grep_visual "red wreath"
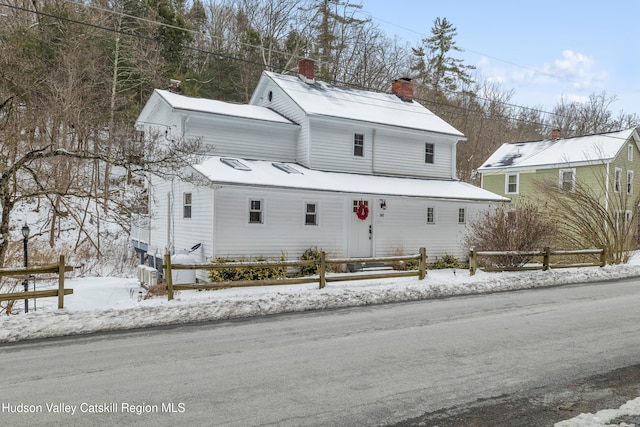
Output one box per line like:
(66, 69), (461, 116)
(356, 204), (369, 220)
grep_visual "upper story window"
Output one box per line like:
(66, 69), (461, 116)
(559, 168), (575, 192)
(249, 199), (263, 224)
(183, 193), (192, 218)
(614, 167), (622, 193)
(627, 170), (634, 194)
(354, 133), (364, 157)
(629, 144), (634, 161)
(506, 173), (519, 194)
(458, 207), (466, 224)
(425, 143), (435, 164)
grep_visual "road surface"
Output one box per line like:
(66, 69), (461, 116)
(1, 278), (639, 426)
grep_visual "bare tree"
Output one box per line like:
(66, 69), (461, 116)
(463, 199), (558, 267)
(534, 164), (640, 264)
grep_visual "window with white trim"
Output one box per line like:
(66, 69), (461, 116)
(183, 193), (192, 218)
(629, 144), (634, 161)
(249, 199), (263, 224)
(426, 206), (435, 224)
(506, 173), (519, 194)
(616, 210), (633, 231)
(627, 170), (634, 194)
(305, 202), (318, 226)
(559, 168), (575, 192)
(458, 207), (466, 224)
(425, 143), (435, 164)
(614, 167), (622, 193)
(354, 133), (364, 157)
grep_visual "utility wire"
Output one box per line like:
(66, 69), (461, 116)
(0, 1), (629, 132)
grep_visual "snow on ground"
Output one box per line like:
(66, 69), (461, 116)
(2, 260), (640, 426)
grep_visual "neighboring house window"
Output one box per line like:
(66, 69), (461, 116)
(614, 168), (622, 193)
(183, 193), (192, 218)
(559, 168), (575, 192)
(426, 206), (435, 224)
(354, 133), (364, 157)
(616, 210), (632, 231)
(506, 173), (519, 194)
(627, 170), (634, 194)
(629, 144), (634, 161)
(249, 199), (263, 224)
(305, 202), (318, 226)
(425, 143), (435, 164)
(458, 207), (466, 224)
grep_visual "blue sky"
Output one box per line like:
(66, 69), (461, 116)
(358, 0), (639, 117)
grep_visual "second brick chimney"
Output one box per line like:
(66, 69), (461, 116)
(392, 78), (413, 102)
(551, 128), (561, 141)
(298, 58), (315, 83)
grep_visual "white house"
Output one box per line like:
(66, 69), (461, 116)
(131, 59), (507, 277)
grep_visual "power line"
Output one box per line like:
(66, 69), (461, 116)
(0, 0), (630, 132)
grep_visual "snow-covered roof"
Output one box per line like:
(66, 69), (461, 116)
(193, 156), (508, 202)
(153, 89), (295, 125)
(259, 72), (464, 137)
(479, 128), (639, 173)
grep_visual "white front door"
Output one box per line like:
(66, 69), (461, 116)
(349, 199), (373, 257)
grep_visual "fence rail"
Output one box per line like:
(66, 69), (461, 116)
(0, 255), (74, 309)
(163, 248), (427, 300)
(468, 247), (606, 276)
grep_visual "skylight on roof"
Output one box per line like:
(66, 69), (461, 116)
(272, 162), (302, 174)
(220, 158), (251, 171)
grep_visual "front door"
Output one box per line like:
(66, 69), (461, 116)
(349, 199), (373, 257)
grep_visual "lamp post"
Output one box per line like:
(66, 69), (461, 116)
(22, 224), (30, 313)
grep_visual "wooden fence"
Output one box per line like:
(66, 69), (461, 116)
(163, 248), (427, 301)
(0, 255), (74, 309)
(468, 247), (606, 276)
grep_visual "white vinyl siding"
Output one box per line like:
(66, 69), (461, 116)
(308, 119), (372, 174)
(214, 189), (345, 259)
(186, 115), (297, 162)
(373, 129), (455, 179)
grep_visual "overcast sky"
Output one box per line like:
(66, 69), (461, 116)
(358, 0), (639, 117)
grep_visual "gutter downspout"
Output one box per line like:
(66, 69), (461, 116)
(605, 162), (610, 233)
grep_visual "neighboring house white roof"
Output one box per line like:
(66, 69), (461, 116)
(258, 71), (465, 137)
(479, 128), (639, 173)
(193, 156), (508, 202)
(153, 89), (295, 125)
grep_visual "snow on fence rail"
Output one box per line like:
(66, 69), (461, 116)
(0, 255), (74, 309)
(163, 248), (427, 301)
(468, 247), (606, 276)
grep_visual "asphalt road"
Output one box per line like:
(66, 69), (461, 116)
(1, 278), (640, 426)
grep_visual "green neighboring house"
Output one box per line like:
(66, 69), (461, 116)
(478, 128), (640, 247)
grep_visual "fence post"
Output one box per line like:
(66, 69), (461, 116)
(58, 255), (65, 309)
(418, 247), (426, 280)
(600, 247), (607, 267)
(543, 247), (551, 271)
(469, 247), (477, 276)
(164, 254), (174, 301)
(319, 251), (326, 289)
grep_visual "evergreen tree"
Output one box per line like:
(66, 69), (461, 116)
(412, 17), (475, 97)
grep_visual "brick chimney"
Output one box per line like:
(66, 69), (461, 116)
(551, 128), (561, 141)
(392, 78), (413, 102)
(298, 58), (315, 83)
